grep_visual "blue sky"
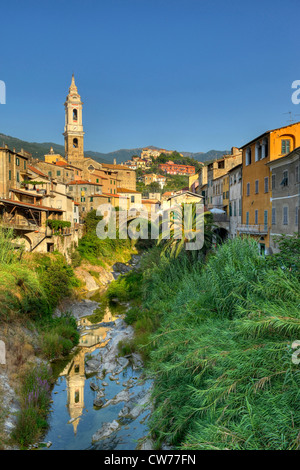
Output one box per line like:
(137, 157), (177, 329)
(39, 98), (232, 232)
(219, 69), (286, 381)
(1, 0), (300, 154)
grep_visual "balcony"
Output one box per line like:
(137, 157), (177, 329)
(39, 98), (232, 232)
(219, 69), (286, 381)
(237, 224), (269, 235)
(212, 213), (229, 223)
(2, 215), (40, 231)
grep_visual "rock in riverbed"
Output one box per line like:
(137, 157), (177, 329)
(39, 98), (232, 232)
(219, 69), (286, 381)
(92, 420), (121, 443)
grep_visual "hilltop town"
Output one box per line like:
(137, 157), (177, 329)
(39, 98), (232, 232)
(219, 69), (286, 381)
(0, 75), (299, 453)
(1, 75), (299, 257)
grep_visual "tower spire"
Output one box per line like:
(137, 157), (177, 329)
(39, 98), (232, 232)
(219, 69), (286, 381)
(69, 73), (78, 94)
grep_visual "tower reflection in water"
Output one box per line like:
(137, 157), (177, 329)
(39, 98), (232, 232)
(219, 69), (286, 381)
(58, 307), (114, 434)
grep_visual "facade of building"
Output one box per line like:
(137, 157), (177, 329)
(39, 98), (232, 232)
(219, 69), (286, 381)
(267, 148), (300, 253)
(159, 162), (195, 176)
(228, 163), (242, 238)
(0, 146), (29, 198)
(206, 149), (242, 209)
(238, 122), (300, 254)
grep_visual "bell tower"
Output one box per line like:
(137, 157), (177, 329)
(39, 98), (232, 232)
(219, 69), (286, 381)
(63, 74), (85, 165)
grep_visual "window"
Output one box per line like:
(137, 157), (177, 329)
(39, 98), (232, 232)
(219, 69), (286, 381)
(262, 138), (268, 159)
(283, 206), (288, 225)
(131, 195), (135, 203)
(264, 210), (268, 229)
(8, 170), (11, 181)
(234, 201), (237, 217)
(24, 161), (26, 169)
(73, 138), (78, 148)
(96, 178), (99, 183)
(8, 153), (11, 163)
(246, 211), (249, 226)
(16, 157), (20, 166)
(226, 191), (229, 199)
(246, 182), (250, 196)
(281, 170), (288, 187)
(69, 186), (73, 191)
(239, 199), (242, 216)
(272, 174), (276, 190)
(264, 177), (269, 193)
(16, 171), (20, 183)
(229, 203), (232, 217)
(281, 139), (290, 155)
(296, 166), (299, 184)
(246, 148), (252, 166)
(73, 109), (78, 121)
(255, 210), (258, 225)
(272, 208), (276, 225)
(255, 142), (262, 162)
(81, 197), (85, 202)
(255, 180), (259, 194)
(48, 171), (52, 177)
(90, 197), (93, 202)
(57, 170), (61, 176)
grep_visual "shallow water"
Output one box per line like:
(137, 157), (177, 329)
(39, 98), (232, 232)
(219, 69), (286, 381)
(42, 290), (152, 450)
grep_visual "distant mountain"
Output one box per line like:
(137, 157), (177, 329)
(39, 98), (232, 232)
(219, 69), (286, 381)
(0, 133), (229, 165)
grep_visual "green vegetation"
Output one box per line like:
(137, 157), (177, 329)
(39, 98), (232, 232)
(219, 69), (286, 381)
(112, 235), (300, 450)
(75, 210), (136, 266)
(11, 364), (51, 448)
(267, 233), (300, 279)
(0, 228), (80, 447)
(146, 237), (300, 449)
(46, 219), (71, 232)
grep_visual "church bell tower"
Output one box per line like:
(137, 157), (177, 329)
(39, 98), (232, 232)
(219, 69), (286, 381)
(63, 74), (85, 165)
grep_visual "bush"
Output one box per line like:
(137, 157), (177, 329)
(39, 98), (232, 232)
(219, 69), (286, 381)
(13, 365), (51, 448)
(138, 238), (300, 450)
(39, 315), (79, 360)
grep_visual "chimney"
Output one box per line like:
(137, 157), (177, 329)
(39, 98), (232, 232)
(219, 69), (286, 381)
(113, 158), (116, 165)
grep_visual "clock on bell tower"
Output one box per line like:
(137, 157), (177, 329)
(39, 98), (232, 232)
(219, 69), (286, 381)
(63, 74), (85, 165)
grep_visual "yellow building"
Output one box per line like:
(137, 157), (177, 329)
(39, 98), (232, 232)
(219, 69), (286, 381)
(239, 121), (300, 253)
(44, 147), (67, 164)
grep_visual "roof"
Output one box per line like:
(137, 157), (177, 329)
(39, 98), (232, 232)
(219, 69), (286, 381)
(100, 192), (120, 198)
(240, 121), (300, 149)
(102, 163), (135, 171)
(266, 146), (300, 167)
(117, 188), (141, 194)
(68, 180), (103, 186)
(0, 147), (30, 159)
(54, 161), (82, 170)
(10, 188), (44, 198)
(142, 199), (161, 204)
(0, 198), (64, 212)
(28, 166), (48, 178)
(227, 163), (243, 173)
(166, 191), (203, 201)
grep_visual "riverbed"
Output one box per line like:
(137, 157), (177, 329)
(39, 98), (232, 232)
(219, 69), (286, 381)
(41, 260), (153, 451)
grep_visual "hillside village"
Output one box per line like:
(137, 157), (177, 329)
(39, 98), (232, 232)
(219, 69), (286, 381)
(0, 75), (299, 259)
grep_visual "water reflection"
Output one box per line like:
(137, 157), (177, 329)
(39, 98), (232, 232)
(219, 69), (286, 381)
(58, 308), (118, 435)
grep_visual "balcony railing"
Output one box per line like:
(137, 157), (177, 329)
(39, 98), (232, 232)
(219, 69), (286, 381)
(2, 215), (40, 230)
(237, 224), (269, 235)
(212, 213), (229, 223)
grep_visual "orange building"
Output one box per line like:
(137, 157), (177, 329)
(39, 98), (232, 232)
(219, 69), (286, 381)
(238, 121), (300, 253)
